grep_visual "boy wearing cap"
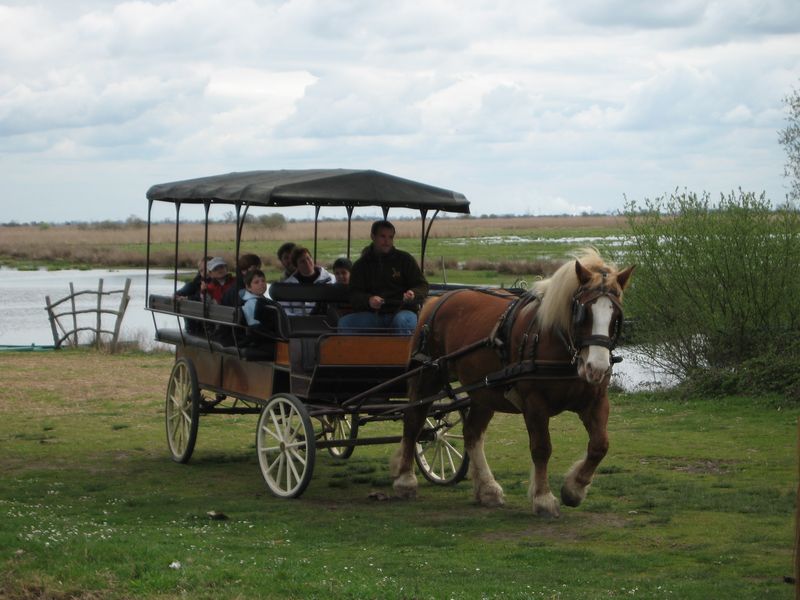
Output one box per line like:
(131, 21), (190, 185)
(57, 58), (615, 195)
(204, 257), (235, 303)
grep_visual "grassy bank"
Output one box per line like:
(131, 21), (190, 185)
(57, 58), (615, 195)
(0, 349), (796, 599)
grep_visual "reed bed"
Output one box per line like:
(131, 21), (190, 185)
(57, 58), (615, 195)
(0, 215), (626, 270)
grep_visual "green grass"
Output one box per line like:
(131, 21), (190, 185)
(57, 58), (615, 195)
(0, 351), (796, 599)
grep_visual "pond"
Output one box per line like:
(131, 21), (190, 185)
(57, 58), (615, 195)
(0, 268), (674, 391)
(0, 268), (179, 349)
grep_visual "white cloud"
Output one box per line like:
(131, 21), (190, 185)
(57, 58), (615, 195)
(0, 0), (797, 222)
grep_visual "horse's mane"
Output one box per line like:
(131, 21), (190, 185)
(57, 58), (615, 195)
(532, 248), (620, 332)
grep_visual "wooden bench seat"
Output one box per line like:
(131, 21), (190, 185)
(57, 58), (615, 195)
(154, 327), (276, 361)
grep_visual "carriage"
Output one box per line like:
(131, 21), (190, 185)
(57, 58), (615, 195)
(145, 169), (476, 498)
(146, 169), (633, 514)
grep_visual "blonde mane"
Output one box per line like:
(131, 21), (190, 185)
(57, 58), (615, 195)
(532, 248), (621, 332)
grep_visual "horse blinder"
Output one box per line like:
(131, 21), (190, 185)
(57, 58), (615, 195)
(570, 289), (624, 352)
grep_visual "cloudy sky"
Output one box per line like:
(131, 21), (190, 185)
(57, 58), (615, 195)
(1, 0), (799, 222)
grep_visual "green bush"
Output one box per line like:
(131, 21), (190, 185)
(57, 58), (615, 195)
(621, 190), (800, 394)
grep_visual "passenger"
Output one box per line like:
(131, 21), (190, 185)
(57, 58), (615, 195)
(276, 242), (297, 282)
(332, 257), (352, 285)
(327, 256), (353, 319)
(175, 256), (212, 335)
(241, 269), (285, 342)
(222, 253), (262, 306)
(241, 269), (269, 326)
(281, 246), (335, 316)
(337, 220), (428, 334)
(175, 256), (212, 300)
(204, 257), (235, 303)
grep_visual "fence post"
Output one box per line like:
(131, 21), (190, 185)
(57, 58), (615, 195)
(45, 295), (61, 349)
(69, 282), (78, 347)
(110, 278), (131, 353)
(96, 279), (103, 349)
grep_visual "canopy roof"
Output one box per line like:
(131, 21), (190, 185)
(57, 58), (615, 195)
(146, 169), (470, 214)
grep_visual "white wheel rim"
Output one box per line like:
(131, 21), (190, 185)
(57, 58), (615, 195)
(324, 415), (352, 457)
(166, 362), (193, 457)
(415, 413), (466, 482)
(257, 397), (311, 497)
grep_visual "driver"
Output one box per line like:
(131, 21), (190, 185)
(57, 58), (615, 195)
(338, 220), (427, 334)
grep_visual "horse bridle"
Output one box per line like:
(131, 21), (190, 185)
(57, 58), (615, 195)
(566, 284), (624, 362)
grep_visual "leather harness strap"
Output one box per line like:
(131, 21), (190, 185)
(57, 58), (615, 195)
(409, 283), (625, 397)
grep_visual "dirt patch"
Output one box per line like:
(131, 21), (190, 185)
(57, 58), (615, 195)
(482, 510), (630, 543)
(672, 459), (737, 475)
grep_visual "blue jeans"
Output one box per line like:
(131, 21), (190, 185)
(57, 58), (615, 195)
(338, 310), (418, 335)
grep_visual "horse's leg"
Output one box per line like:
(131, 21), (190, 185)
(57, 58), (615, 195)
(518, 390), (560, 518)
(390, 369), (438, 498)
(561, 393), (610, 507)
(464, 392), (505, 507)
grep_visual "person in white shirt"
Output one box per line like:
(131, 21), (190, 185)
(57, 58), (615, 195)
(281, 246), (335, 316)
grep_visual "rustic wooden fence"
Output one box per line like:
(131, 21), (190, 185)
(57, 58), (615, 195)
(44, 278), (131, 351)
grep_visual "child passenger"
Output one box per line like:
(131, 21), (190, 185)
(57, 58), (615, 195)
(332, 257), (352, 285)
(242, 269), (268, 326)
(205, 257), (235, 303)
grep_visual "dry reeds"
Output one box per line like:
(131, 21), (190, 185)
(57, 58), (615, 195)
(0, 215), (624, 270)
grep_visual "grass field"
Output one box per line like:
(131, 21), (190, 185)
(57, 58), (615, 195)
(0, 349), (796, 599)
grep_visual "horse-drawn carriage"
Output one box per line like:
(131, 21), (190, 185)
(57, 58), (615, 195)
(146, 169), (633, 515)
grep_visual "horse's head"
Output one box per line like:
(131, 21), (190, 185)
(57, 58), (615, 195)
(571, 260), (635, 385)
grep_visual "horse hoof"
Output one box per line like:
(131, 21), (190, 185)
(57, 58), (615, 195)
(477, 482), (505, 508)
(392, 473), (418, 499)
(533, 493), (561, 518)
(560, 483), (587, 508)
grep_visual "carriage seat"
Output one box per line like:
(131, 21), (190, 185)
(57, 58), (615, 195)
(269, 282), (350, 305)
(269, 282), (350, 328)
(154, 327), (275, 361)
(148, 294), (283, 360)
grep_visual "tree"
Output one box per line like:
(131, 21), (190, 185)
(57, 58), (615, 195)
(622, 190), (800, 396)
(780, 83), (800, 202)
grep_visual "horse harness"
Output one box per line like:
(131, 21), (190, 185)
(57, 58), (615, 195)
(411, 283), (624, 394)
(565, 275), (625, 361)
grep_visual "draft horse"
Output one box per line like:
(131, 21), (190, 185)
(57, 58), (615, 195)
(390, 249), (634, 517)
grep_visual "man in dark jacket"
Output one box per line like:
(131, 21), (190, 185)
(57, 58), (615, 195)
(338, 220), (428, 334)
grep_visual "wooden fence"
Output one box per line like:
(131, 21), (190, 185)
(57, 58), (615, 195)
(44, 278), (131, 351)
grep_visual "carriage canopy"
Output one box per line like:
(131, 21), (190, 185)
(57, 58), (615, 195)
(146, 169), (470, 214)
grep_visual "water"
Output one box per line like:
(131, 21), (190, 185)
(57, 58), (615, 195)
(0, 268), (180, 348)
(0, 268), (674, 390)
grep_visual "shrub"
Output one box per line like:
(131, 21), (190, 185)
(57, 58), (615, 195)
(622, 190), (800, 394)
(257, 213), (288, 229)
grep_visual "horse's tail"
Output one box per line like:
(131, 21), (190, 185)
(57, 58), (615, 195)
(408, 294), (447, 369)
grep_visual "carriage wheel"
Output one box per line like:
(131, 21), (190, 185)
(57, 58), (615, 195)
(323, 415), (359, 459)
(415, 409), (470, 485)
(256, 394), (316, 498)
(165, 358), (200, 464)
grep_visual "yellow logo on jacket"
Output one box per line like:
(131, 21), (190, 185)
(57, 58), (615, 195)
(392, 268), (402, 280)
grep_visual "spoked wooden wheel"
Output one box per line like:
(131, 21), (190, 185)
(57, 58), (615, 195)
(256, 394), (316, 498)
(415, 409), (469, 485)
(165, 358), (200, 464)
(322, 414), (359, 459)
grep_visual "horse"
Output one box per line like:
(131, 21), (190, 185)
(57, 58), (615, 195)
(390, 248), (634, 517)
